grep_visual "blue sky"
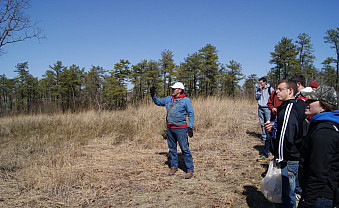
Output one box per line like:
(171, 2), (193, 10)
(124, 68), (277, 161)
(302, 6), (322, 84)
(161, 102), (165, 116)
(1, 0), (338, 83)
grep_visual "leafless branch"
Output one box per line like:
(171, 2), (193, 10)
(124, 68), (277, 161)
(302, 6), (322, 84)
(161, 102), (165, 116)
(0, 0), (45, 54)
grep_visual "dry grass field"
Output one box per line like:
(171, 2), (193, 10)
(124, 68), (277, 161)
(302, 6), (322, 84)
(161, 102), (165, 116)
(0, 97), (274, 207)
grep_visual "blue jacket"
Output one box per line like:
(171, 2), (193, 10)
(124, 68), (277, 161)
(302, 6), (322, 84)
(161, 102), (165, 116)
(310, 109), (339, 124)
(152, 94), (194, 128)
(256, 84), (274, 108)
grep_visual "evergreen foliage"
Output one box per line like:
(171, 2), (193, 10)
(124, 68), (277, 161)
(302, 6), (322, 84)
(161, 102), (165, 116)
(1, 30), (339, 116)
(324, 28), (339, 89)
(295, 33), (317, 83)
(243, 74), (259, 98)
(269, 37), (298, 81)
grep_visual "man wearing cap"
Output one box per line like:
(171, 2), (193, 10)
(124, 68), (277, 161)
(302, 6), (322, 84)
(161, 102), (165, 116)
(150, 82), (195, 179)
(298, 85), (339, 208)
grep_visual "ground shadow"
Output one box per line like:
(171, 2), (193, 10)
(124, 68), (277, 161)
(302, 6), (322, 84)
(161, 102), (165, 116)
(243, 185), (273, 208)
(159, 152), (186, 172)
(253, 144), (264, 154)
(253, 144), (264, 152)
(260, 163), (270, 178)
(246, 130), (262, 139)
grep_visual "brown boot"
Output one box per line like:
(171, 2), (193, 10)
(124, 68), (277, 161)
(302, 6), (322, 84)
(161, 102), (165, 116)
(168, 168), (178, 176)
(185, 171), (194, 179)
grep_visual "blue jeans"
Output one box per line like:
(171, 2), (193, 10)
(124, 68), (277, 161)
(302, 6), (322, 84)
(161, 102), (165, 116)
(262, 134), (271, 157)
(258, 107), (271, 140)
(167, 127), (194, 171)
(313, 198), (333, 208)
(274, 161), (299, 208)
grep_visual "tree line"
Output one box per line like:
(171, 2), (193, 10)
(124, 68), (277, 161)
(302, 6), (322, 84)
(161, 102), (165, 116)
(1, 28), (338, 116)
(267, 30), (339, 89)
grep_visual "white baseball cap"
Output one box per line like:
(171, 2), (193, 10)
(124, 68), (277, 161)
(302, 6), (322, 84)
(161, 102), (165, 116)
(170, 82), (185, 90)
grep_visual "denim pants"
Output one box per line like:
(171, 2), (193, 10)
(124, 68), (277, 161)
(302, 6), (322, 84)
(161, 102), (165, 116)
(262, 134), (271, 157)
(167, 127), (194, 171)
(258, 107), (271, 140)
(274, 161), (299, 208)
(313, 198), (333, 208)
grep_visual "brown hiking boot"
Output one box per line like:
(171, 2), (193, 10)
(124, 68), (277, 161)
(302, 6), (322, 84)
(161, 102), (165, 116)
(185, 171), (194, 179)
(168, 168), (178, 176)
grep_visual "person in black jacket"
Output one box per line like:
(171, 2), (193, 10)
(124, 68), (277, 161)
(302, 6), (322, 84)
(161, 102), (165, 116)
(291, 74), (314, 198)
(264, 79), (304, 208)
(298, 85), (339, 208)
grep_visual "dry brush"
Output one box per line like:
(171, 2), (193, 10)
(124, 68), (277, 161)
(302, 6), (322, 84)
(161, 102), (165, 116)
(0, 97), (273, 207)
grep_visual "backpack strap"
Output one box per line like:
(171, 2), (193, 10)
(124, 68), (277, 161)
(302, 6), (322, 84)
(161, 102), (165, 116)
(166, 97), (184, 121)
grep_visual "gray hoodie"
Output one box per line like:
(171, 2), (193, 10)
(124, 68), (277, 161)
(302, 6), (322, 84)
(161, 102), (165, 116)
(255, 84), (274, 108)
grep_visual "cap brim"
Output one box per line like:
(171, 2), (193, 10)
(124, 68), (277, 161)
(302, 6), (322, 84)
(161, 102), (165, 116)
(300, 91), (318, 100)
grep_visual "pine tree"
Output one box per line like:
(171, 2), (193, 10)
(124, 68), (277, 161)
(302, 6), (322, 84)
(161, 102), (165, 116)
(177, 52), (201, 96)
(320, 57), (336, 87)
(269, 37), (298, 81)
(112, 59), (130, 108)
(84, 66), (106, 111)
(224, 60), (244, 97)
(59, 64), (85, 111)
(198, 44), (219, 96)
(324, 28), (339, 89)
(130, 60), (148, 103)
(295, 33), (317, 83)
(243, 74), (258, 98)
(145, 60), (161, 93)
(43, 61), (66, 111)
(103, 73), (119, 110)
(159, 50), (177, 97)
(13, 62), (38, 113)
(0, 74), (14, 114)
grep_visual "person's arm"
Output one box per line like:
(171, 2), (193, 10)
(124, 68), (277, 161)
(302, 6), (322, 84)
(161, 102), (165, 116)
(267, 91), (274, 110)
(186, 98), (194, 128)
(151, 94), (167, 106)
(255, 88), (262, 100)
(150, 87), (166, 106)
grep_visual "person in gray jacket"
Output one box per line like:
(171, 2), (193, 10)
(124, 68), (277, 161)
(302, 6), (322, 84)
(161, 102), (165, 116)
(256, 77), (274, 143)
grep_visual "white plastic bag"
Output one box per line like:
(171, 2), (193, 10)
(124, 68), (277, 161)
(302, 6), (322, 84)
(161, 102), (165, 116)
(260, 159), (283, 203)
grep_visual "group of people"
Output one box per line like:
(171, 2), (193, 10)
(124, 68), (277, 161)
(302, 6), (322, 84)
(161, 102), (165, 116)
(256, 75), (339, 208)
(149, 76), (339, 208)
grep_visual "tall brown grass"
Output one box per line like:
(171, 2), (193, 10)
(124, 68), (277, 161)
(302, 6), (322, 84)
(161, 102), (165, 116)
(0, 96), (269, 207)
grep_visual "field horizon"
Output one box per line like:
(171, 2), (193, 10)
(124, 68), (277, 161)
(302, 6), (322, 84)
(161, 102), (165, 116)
(0, 97), (274, 207)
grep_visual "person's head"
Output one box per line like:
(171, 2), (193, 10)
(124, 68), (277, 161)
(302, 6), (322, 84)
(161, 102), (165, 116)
(170, 82), (185, 97)
(276, 79), (298, 102)
(291, 74), (306, 92)
(301, 85), (338, 117)
(259, 77), (267, 88)
(309, 82), (318, 90)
